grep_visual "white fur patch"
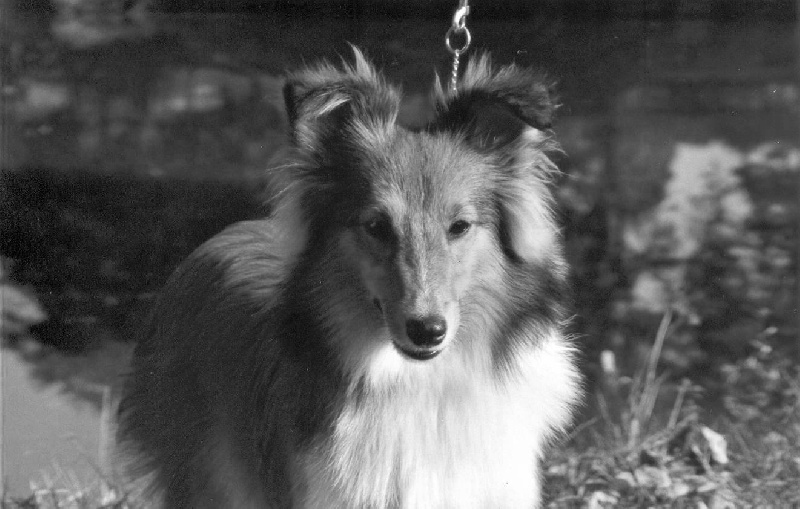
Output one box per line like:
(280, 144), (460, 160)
(502, 179), (557, 263)
(499, 126), (560, 263)
(294, 333), (580, 509)
(521, 126), (547, 144)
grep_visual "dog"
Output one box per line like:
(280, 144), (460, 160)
(117, 48), (581, 508)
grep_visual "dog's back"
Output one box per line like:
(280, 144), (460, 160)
(118, 220), (295, 507)
(117, 49), (581, 508)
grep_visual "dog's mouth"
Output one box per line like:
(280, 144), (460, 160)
(392, 343), (442, 361)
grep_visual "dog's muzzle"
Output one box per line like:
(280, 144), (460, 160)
(374, 299), (446, 361)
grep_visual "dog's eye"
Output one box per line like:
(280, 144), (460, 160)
(364, 216), (394, 242)
(448, 220), (472, 239)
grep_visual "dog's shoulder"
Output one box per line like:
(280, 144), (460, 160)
(160, 218), (300, 317)
(199, 218), (289, 266)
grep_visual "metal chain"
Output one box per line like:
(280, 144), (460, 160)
(445, 0), (471, 93)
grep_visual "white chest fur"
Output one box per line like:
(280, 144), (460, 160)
(295, 336), (579, 509)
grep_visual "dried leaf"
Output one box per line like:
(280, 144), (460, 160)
(634, 465), (671, 489)
(587, 490), (619, 509)
(708, 488), (737, 509)
(667, 480), (693, 499)
(615, 471), (635, 489)
(700, 426), (729, 465)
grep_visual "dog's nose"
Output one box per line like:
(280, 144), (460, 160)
(405, 316), (447, 347)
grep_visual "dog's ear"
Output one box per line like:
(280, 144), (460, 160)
(283, 47), (401, 154)
(433, 54), (561, 263)
(433, 53), (557, 149)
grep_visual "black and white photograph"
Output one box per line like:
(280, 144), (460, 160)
(1, 0), (798, 507)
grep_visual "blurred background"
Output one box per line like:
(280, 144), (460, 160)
(1, 0), (798, 504)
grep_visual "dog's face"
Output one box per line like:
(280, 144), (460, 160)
(344, 130), (498, 360)
(278, 49), (563, 370)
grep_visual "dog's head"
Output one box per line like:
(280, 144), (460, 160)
(278, 48), (564, 377)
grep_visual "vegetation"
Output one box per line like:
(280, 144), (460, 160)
(546, 314), (800, 508)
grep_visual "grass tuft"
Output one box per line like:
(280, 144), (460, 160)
(545, 312), (800, 507)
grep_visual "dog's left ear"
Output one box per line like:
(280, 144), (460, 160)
(433, 54), (561, 264)
(433, 53), (557, 150)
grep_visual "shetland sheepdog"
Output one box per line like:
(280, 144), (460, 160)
(117, 48), (581, 508)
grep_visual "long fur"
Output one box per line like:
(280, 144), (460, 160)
(117, 48), (582, 508)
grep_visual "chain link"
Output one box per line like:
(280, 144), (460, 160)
(449, 52), (461, 94)
(445, 0), (471, 93)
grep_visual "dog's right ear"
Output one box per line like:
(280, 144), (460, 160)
(283, 47), (401, 155)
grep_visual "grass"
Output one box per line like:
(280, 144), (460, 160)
(544, 312), (800, 508)
(2, 312), (798, 508)
(2, 475), (131, 509)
